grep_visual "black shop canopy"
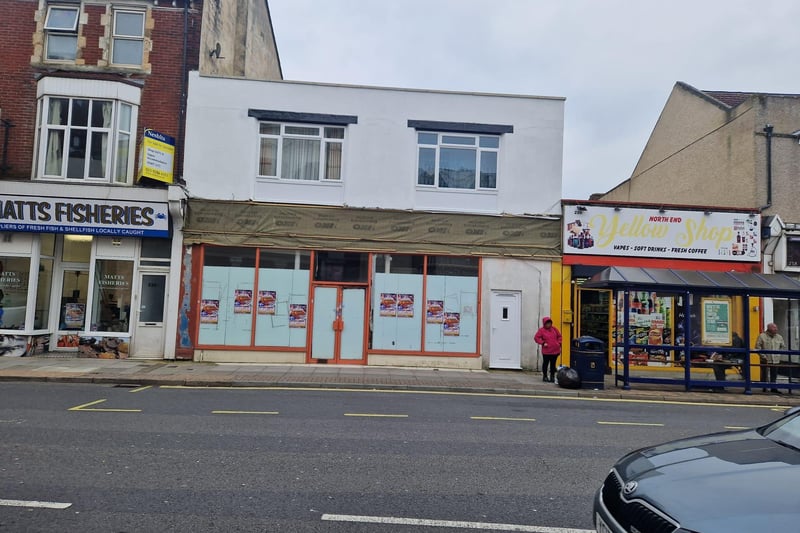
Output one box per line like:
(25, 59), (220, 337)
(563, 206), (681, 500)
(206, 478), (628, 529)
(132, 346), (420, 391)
(583, 266), (800, 298)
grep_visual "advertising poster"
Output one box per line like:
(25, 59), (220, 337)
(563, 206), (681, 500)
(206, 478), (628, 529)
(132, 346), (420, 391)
(233, 290), (253, 314)
(397, 294), (414, 318)
(200, 299), (219, 324)
(702, 297), (731, 345)
(64, 303), (86, 329)
(426, 300), (444, 324)
(380, 293), (397, 317)
(258, 290), (277, 315)
(443, 312), (461, 336)
(289, 304), (307, 328)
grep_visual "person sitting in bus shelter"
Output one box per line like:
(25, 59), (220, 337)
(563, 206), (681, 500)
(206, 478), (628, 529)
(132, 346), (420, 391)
(710, 332), (745, 384)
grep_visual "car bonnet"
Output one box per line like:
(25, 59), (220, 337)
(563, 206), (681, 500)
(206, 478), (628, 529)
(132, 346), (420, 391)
(613, 430), (800, 531)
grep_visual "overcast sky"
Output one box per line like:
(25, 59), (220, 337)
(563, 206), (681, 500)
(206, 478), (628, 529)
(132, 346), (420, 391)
(267, 0), (800, 201)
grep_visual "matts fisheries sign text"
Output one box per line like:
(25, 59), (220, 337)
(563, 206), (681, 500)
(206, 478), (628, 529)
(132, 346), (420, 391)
(0, 194), (169, 237)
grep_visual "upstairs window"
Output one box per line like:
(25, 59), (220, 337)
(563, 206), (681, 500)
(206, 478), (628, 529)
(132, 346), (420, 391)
(417, 132), (499, 190)
(37, 96), (136, 183)
(111, 10), (145, 66)
(258, 123), (345, 181)
(44, 5), (80, 61)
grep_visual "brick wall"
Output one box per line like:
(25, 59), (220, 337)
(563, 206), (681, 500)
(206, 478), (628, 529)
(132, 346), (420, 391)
(0, 0), (202, 183)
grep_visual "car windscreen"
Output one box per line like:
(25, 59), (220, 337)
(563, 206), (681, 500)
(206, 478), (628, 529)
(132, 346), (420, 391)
(763, 413), (800, 450)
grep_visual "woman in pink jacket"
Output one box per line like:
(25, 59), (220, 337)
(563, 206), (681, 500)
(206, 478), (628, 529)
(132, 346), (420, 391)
(534, 317), (562, 382)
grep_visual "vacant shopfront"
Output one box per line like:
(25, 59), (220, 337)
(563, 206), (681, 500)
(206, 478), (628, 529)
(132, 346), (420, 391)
(179, 200), (561, 367)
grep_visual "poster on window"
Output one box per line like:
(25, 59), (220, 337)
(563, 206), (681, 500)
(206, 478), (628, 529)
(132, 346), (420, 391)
(397, 294), (414, 318)
(289, 304), (307, 328)
(64, 303), (85, 329)
(200, 299), (219, 324)
(257, 290), (277, 315)
(380, 293), (397, 317)
(443, 312), (461, 336)
(701, 297), (731, 345)
(426, 300), (444, 324)
(233, 290), (253, 314)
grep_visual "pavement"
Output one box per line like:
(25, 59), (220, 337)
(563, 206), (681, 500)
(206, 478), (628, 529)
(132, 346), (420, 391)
(1, 354), (799, 408)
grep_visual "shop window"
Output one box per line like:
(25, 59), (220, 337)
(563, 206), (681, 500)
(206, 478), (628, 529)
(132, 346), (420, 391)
(372, 254), (424, 351)
(259, 249), (310, 270)
(111, 10), (145, 66)
(37, 96), (136, 183)
(254, 250), (310, 348)
(0, 257), (31, 330)
(257, 123), (345, 181)
(424, 261), (478, 353)
(427, 256), (479, 277)
(36, 257), (54, 330)
(44, 5), (80, 61)
(199, 248), (256, 346)
(370, 254), (479, 354)
(62, 234), (92, 262)
(416, 132), (499, 190)
(140, 237), (171, 266)
(59, 269), (88, 331)
(91, 260), (133, 333)
(314, 251), (369, 282)
(374, 254), (423, 275)
(41, 233), (56, 256)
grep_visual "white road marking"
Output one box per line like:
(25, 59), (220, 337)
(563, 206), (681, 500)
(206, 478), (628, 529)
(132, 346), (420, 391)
(321, 513), (593, 532)
(597, 421), (664, 427)
(211, 410), (279, 415)
(724, 425), (750, 430)
(471, 416), (536, 422)
(0, 499), (72, 510)
(160, 385), (784, 410)
(343, 413), (408, 418)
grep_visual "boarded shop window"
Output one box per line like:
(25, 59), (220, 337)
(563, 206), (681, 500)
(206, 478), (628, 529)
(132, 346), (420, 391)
(424, 258), (479, 353)
(255, 250), (310, 348)
(372, 254), (424, 351)
(198, 247), (311, 348)
(371, 255), (479, 354)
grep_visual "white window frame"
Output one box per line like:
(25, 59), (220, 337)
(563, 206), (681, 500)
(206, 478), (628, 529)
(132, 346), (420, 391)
(43, 5), (80, 62)
(415, 132), (500, 191)
(111, 9), (146, 66)
(34, 78), (141, 185)
(257, 122), (345, 182)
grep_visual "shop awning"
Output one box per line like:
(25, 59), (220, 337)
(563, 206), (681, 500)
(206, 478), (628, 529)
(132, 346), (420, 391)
(183, 199), (562, 259)
(582, 266), (800, 298)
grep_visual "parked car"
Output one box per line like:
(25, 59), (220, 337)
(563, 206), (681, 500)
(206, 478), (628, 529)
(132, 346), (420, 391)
(594, 406), (800, 533)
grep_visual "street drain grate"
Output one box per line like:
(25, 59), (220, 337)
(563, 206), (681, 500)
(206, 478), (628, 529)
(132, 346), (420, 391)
(113, 383), (143, 388)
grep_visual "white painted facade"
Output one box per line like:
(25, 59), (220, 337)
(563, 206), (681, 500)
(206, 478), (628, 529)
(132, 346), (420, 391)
(181, 72), (563, 369)
(184, 72), (564, 216)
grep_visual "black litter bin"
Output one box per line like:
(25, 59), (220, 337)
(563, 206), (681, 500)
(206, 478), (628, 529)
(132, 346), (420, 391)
(571, 336), (606, 390)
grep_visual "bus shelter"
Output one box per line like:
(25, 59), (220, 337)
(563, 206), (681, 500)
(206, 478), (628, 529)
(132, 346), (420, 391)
(583, 266), (800, 394)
